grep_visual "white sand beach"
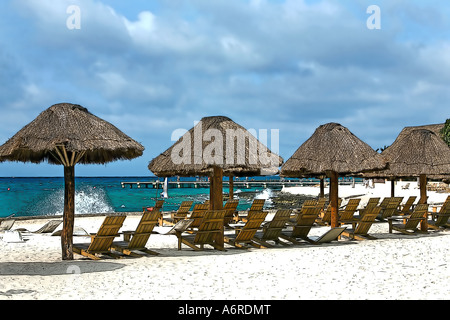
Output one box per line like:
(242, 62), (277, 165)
(0, 181), (448, 300)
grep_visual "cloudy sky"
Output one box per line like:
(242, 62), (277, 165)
(0, 0), (449, 177)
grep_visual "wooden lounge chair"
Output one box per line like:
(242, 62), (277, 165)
(289, 199), (318, 224)
(281, 203), (321, 244)
(224, 210), (268, 248)
(388, 204), (428, 235)
(397, 196), (417, 215)
(252, 209), (292, 248)
(175, 210), (226, 251)
(164, 200), (193, 226)
(316, 197), (327, 212)
(187, 203), (209, 230)
(152, 200), (165, 226)
(73, 215), (126, 260)
(378, 197), (403, 221)
(33, 220), (63, 234)
(111, 208), (160, 257)
(305, 227), (347, 245)
(428, 196), (450, 230)
(223, 199), (239, 226)
(0, 219), (15, 232)
(341, 206), (381, 240)
(318, 199), (342, 226)
(338, 198), (361, 224)
(238, 199), (265, 222)
(357, 198), (380, 217)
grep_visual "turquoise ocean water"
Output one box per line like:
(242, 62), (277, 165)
(0, 176), (294, 218)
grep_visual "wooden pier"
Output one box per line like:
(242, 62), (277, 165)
(120, 180), (354, 189)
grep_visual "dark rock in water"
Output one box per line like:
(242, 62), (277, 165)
(269, 190), (318, 209)
(233, 189), (319, 210)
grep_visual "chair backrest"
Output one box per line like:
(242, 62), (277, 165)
(439, 195), (450, 214)
(88, 215), (126, 252)
(224, 199), (239, 210)
(250, 199), (265, 211)
(189, 203), (209, 228)
(194, 210), (226, 245)
(340, 198), (361, 221)
(401, 196), (417, 214)
(354, 206), (381, 235)
(261, 209), (292, 241)
(223, 199), (239, 224)
(176, 200), (194, 217)
(404, 204), (428, 230)
(315, 227), (346, 243)
(234, 211), (268, 243)
(0, 219), (15, 231)
(128, 210), (160, 249)
(317, 198), (327, 211)
(379, 197), (392, 209)
(359, 198), (380, 216)
(154, 200), (164, 211)
(381, 197), (403, 219)
(322, 199), (342, 224)
(292, 205), (321, 238)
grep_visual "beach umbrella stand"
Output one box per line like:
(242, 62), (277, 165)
(0, 103), (144, 260)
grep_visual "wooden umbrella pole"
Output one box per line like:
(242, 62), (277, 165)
(319, 178), (325, 199)
(62, 165), (75, 260)
(419, 174), (428, 231)
(329, 171), (339, 228)
(391, 180), (395, 197)
(229, 175), (234, 200)
(210, 167), (224, 249)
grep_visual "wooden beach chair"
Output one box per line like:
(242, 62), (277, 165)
(428, 196), (450, 230)
(304, 227), (347, 245)
(164, 200), (193, 226)
(289, 199), (317, 224)
(397, 196), (417, 215)
(152, 199), (165, 226)
(280, 203), (321, 244)
(338, 198), (361, 224)
(223, 199), (239, 226)
(111, 208), (161, 257)
(318, 199), (342, 225)
(252, 209), (292, 248)
(341, 206), (381, 240)
(357, 198), (380, 217)
(224, 210), (268, 248)
(378, 197), (403, 221)
(388, 204), (428, 235)
(176, 210), (226, 251)
(73, 215), (126, 260)
(238, 199), (266, 223)
(187, 203), (209, 230)
(0, 219), (15, 232)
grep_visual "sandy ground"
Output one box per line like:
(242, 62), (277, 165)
(0, 182), (448, 300)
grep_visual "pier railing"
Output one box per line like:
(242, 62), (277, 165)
(120, 180), (354, 189)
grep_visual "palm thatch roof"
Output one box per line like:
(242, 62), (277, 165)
(397, 123), (444, 141)
(0, 103), (144, 165)
(367, 128), (450, 178)
(148, 116), (283, 177)
(281, 122), (386, 177)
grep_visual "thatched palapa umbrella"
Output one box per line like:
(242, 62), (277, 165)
(0, 103), (144, 260)
(366, 127), (450, 230)
(281, 123), (386, 228)
(148, 116), (283, 246)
